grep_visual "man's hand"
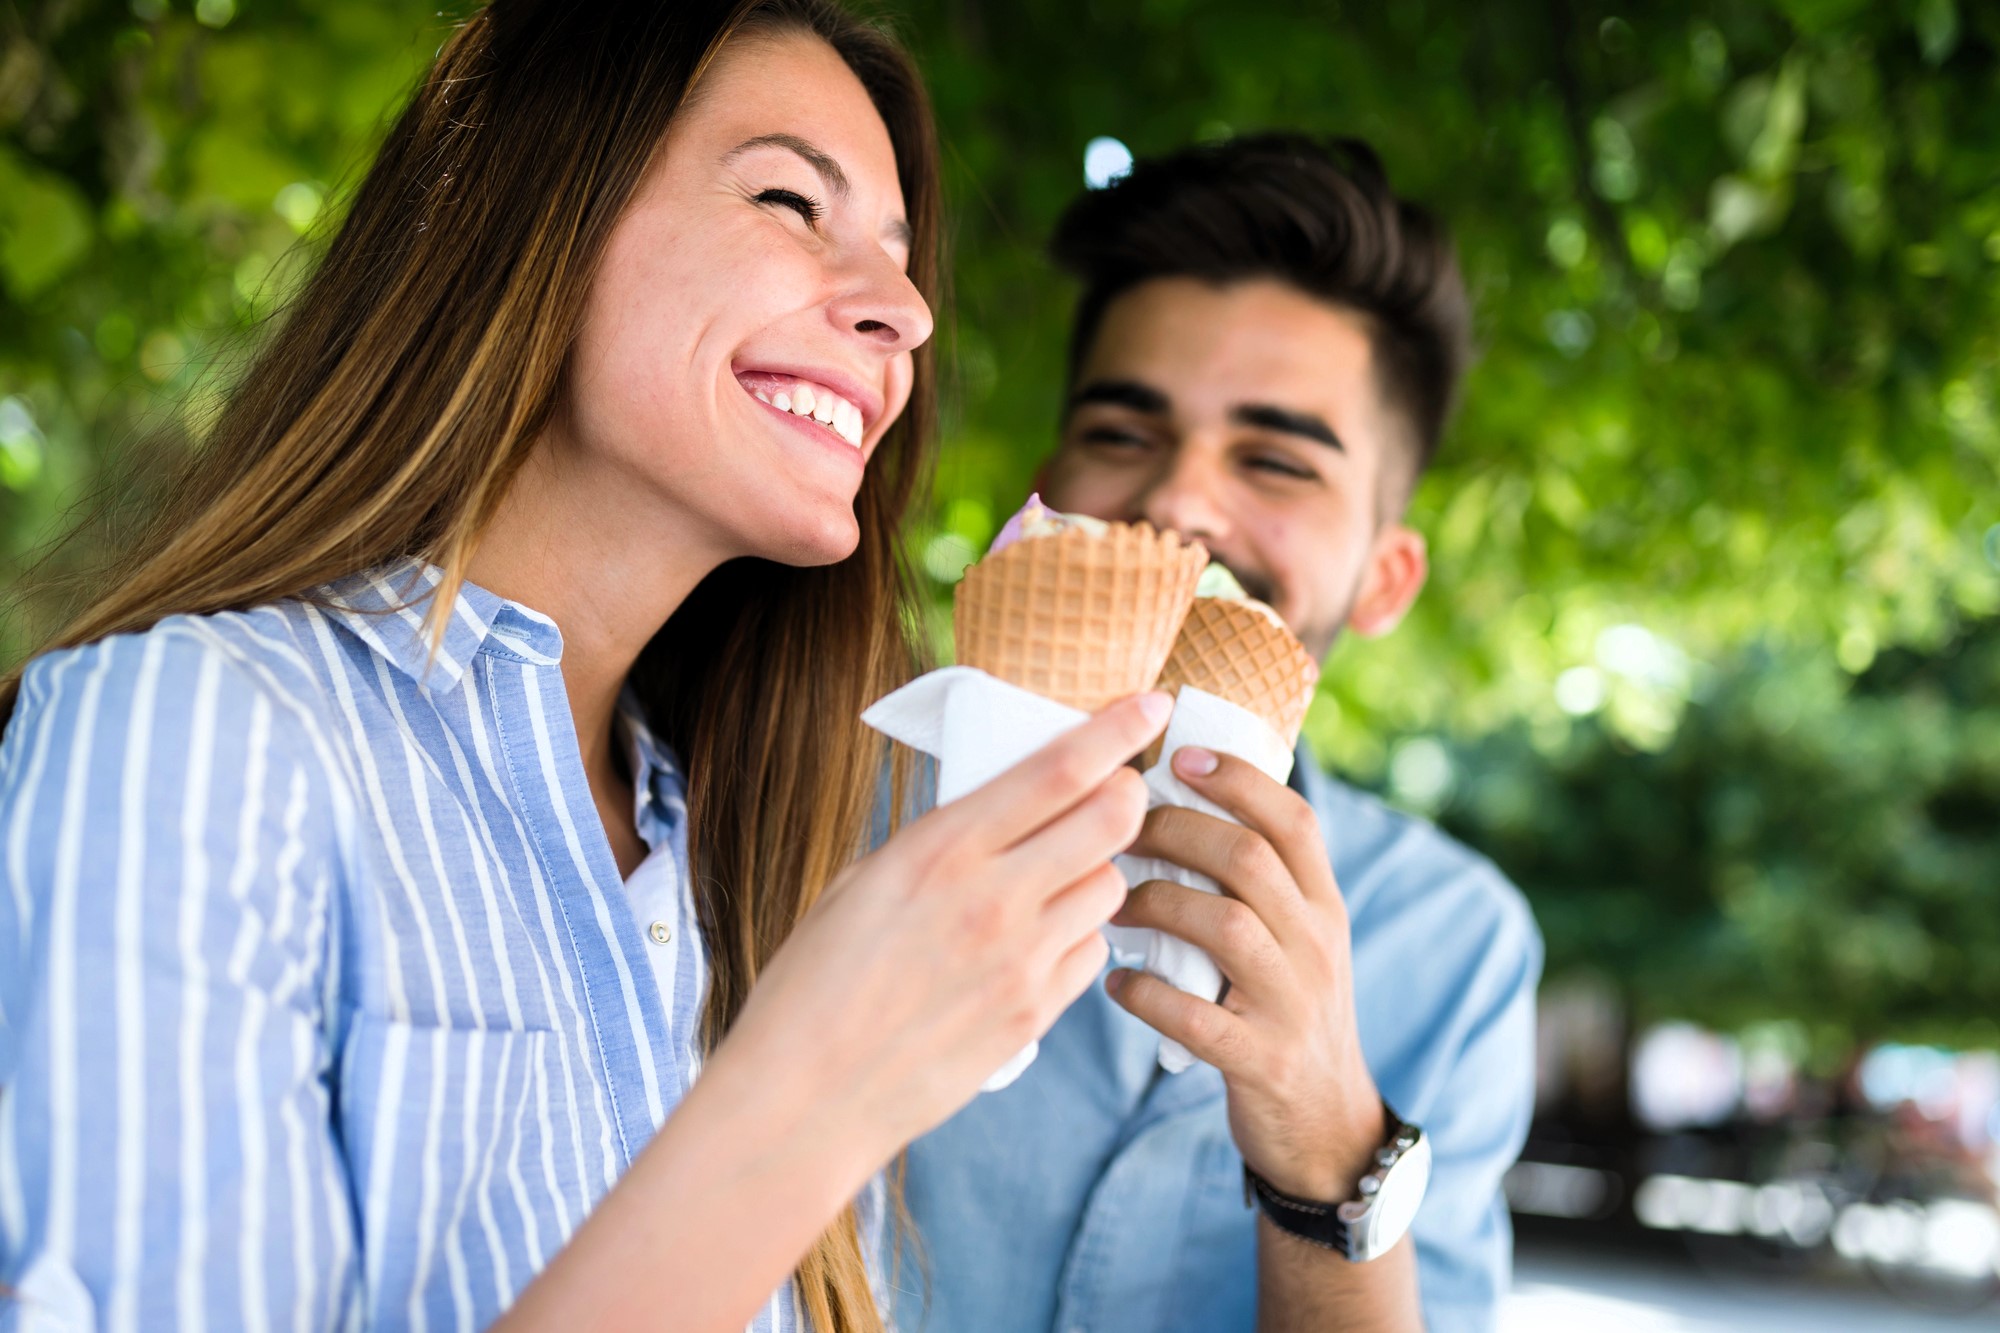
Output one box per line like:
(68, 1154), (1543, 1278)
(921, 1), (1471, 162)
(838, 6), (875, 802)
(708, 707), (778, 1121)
(1106, 745), (1387, 1201)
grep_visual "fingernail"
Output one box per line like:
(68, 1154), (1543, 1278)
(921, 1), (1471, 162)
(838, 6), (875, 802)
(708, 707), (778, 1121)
(1174, 746), (1218, 777)
(1137, 691), (1173, 727)
(1105, 968), (1129, 995)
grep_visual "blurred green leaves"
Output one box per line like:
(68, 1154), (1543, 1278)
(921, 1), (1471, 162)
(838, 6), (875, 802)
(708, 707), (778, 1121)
(880, 0), (1999, 778)
(1, 0), (1995, 1035)
(0, 148), (92, 298)
(0, 0), (440, 641)
(1425, 622), (2000, 1042)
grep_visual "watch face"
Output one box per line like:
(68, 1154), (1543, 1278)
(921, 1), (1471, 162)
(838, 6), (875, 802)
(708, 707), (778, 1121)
(1352, 1132), (1431, 1260)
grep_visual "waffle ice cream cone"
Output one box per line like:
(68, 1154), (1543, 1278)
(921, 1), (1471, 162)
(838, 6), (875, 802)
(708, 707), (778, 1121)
(954, 521), (1208, 712)
(1155, 597), (1320, 748)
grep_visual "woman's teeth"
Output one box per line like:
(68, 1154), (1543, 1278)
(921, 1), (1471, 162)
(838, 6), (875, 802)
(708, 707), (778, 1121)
(755, 382), (864, 447)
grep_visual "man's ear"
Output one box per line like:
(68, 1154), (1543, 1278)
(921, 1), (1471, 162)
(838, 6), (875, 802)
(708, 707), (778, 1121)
(1347, 523), (1428, 638)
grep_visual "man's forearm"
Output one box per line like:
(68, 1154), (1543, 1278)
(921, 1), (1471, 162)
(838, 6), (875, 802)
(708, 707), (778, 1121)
(1251, 1095), (1426, 1333)
(1257, 1222), (1423, 1333)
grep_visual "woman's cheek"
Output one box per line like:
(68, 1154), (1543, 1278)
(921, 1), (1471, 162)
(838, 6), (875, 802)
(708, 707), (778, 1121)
(878, 353), (914, 436)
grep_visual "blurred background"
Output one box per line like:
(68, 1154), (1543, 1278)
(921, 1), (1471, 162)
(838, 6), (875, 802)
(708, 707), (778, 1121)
(2, 0), (1996, 1326)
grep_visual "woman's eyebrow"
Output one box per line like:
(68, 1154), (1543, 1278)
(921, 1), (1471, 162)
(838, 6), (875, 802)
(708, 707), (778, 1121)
(725, 132), (912, 247)
(724, 133), (849, 197)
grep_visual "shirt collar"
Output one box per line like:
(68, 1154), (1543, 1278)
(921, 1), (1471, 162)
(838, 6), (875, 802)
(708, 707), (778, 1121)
(313, 557), (566, 696)
(616, 682), (687, 840)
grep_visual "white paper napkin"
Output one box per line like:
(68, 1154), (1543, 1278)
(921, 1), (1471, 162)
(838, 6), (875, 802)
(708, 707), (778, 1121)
(1108, 685), (1295, 1073)
(861, 666), (1090, 1090)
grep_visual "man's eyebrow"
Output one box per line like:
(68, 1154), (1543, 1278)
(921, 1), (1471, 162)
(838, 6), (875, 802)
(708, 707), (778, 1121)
(724, 133), (849, 197)
(1068, 378), (1171, 415)
(1231, 402), (1345, 453)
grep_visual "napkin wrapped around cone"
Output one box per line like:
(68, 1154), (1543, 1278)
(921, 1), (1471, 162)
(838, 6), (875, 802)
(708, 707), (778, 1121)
(862, 500), (1207, 1089)
(1109, 590), (1320, 1073)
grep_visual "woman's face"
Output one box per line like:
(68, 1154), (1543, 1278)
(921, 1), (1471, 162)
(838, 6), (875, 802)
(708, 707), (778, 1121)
(559, 29), (931, 569)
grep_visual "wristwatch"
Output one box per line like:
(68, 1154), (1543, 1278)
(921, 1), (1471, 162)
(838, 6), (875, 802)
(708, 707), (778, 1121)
(1243, 1105), (1431, 1262)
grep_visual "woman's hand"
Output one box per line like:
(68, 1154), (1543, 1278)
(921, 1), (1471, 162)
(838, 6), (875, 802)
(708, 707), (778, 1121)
(722, 688), (1173, 1163)
(504, 691), (1168, 1333)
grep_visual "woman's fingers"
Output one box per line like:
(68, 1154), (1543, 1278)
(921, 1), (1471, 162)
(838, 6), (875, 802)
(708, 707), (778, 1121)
(1045, 921), (1114, 1017)
(1038, 861), (1131, 946)
(996, 765), (1148, 896)
(941, 691), (1170, 853)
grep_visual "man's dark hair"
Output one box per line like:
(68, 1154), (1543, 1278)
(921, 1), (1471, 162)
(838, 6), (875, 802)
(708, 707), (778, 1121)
(1050, 133), (1473, 491)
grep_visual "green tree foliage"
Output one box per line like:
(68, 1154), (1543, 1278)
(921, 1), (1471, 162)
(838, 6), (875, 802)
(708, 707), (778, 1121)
(887, 0), (2000, 765)
(1421, 625), (2000, 1047)
(1, 0), (1995, 1035)
(0, 0), (438, 651)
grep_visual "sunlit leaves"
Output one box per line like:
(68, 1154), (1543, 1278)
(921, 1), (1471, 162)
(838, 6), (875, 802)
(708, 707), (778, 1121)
(1, 0), (1995, 1032)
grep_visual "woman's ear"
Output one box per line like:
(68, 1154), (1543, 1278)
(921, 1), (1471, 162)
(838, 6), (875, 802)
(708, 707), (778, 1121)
(1347, 522), (1428, 638)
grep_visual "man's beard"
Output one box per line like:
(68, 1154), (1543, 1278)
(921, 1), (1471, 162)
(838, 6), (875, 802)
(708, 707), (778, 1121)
(1206, 557), (1355, 662)
(1292, 577), (1360, 664)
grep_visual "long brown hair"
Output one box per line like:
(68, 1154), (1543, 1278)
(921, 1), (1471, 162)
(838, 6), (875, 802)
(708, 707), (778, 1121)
(0, 2), (937, 1327)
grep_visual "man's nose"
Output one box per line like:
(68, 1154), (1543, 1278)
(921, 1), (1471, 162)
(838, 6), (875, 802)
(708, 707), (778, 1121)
(1136, 447), (1232, 547)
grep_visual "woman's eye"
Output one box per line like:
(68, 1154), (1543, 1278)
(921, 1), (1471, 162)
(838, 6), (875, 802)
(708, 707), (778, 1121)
(754, 187), (824, 227)
(1080, 426), (1149, 449)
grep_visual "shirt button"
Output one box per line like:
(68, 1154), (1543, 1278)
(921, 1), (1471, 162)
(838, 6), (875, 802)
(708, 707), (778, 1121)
(649, 920), (672, 945)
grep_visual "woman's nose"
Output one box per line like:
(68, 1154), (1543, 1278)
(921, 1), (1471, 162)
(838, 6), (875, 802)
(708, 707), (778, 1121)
(829, 250), (934, 354)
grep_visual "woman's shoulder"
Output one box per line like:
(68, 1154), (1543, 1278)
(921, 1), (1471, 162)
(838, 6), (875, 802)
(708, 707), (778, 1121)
(8, 603), (365, 823)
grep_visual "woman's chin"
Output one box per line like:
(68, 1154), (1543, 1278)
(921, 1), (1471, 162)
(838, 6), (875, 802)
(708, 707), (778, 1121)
(741, 505), (862, 569)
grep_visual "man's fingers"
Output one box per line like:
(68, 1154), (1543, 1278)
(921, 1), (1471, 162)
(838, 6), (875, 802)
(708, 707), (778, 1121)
(945, 691), (1171, 852)
(1158, 749), (1340, 908)
(1126, 807), (1315, 944)
(1106, 967), (1253, 1071)
(1111, 880), (1291, 996)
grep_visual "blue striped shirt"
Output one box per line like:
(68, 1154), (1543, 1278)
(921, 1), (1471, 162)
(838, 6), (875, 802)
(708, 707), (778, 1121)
(0, 560), (869, 1331)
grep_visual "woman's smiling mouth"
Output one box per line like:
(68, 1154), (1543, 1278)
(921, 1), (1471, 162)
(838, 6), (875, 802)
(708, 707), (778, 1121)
(736, 370), (868, 447)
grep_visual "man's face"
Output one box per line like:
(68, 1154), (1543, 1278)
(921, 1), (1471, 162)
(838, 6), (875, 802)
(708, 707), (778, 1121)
(1038, 276), (1429, 661)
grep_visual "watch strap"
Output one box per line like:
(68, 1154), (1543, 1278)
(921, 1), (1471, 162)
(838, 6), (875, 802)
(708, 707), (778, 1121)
(1244, 1165), (1354, 1255)
(1242, 1103), (1424, 1261)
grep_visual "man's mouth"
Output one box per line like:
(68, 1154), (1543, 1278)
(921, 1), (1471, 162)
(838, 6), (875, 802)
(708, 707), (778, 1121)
(1212, 557), (1278, 607)
(736, 371), (866, 448)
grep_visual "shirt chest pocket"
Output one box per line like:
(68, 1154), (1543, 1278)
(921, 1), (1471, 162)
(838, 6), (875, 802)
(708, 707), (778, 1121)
(336, 1014), (617, 1330)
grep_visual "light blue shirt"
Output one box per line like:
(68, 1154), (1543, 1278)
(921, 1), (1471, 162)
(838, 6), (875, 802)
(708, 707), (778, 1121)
(0, 560), (866, 1332)
(896, 752), (1542, 1333)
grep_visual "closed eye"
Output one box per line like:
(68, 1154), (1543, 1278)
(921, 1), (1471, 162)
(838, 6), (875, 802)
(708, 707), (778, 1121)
(1245, 454), (1317, 481)
(1079, 425), (1151, 448)
(754, 187), (824, 227)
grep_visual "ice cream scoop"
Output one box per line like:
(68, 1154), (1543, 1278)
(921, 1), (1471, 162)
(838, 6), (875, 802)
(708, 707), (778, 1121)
(987, 492), (1111, 554)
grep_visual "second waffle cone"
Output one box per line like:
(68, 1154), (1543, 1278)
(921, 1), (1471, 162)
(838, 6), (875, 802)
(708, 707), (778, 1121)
(1155, 598), (1320, 748)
